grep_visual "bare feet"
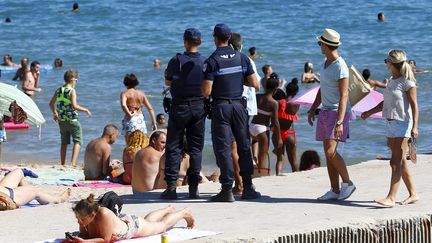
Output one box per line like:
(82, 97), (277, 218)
(374, 198), (395, 207)
(182, 208), (195, 229)
(400, 195), (419, 205)
(59, 188), (72, 203)
(166, 205), (176, 213)
(252, 167), (270, 178)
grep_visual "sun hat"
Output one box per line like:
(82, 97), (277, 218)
(317, 28), (341, 46)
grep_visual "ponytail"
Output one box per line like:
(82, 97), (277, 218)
(401, 61), (416, 83)
(387, 49), (416, 83)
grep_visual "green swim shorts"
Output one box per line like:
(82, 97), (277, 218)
(59, 120), (82, 145)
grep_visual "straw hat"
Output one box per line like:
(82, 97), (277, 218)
(317, 28), (341, 46)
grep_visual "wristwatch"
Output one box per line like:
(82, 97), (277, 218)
(336, 120), (343, 126)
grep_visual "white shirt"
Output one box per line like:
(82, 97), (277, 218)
(242, 57), (261, 116)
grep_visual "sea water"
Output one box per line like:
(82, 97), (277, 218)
(0, 0), (431, 172)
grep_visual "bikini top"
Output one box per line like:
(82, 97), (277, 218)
(257, 108), (272, 116)
(278, 100), (298, 122)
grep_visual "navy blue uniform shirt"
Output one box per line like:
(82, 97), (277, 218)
(165, 52), (206, 99)
(203, 46), (254, 99)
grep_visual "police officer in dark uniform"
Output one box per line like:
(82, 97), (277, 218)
(202, 24), (261, 202)
(160, 28), (207, 200)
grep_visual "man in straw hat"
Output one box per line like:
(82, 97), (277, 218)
(307, 28), (356, 201)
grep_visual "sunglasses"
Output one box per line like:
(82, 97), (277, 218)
(317, 41), (322, 46)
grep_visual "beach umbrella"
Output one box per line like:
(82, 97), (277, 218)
(290, 85), (383, 119)
(0, 82), (46, 126)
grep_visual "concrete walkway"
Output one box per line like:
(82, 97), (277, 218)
(2, 155), (431, 242)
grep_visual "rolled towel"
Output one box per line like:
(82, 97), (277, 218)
(22, 168), (39, 178)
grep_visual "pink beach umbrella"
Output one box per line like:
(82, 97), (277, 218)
(290, 85), (383, 119)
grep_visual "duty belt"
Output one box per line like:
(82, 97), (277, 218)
(172, 98), (204, 106)
(213, 98), (242, 104)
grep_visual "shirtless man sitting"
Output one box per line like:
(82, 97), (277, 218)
(132, 131), (166, 194)
(83, 124), (119, 180)
(120, 73), (157, 141)
(22, 61), (42, 96)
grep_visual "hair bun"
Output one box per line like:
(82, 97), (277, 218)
(87, 194), (95, 203)
(291, 78), (299, 84)
(270, 72), (279, 80)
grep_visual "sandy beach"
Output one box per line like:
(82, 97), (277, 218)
(1, 155), (431, 242)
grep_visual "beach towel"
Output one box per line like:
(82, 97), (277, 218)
(116, 228), (220, 243)
(30, 178), (130, 187)
(35, 228), (220, 243)
(73, 180), (131, 188)
(30, 179), (77, 186)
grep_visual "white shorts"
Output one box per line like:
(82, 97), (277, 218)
(386, 119), (412, 138)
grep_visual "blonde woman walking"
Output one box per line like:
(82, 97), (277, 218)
(361, 49), (419, 207)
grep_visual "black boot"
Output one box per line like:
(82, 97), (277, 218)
(160, 185), (177, 200)
(189, 185), (199, 199)
(209, 188), (235, 202)
(241, 184), (261, 200)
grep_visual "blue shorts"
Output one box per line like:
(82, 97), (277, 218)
(386, 119), (412, 138)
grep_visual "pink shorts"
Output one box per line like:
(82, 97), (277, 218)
(316, 110), (350, 142)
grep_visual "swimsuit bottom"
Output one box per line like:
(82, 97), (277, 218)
(5, 187), (15, 202)
(249, 123), (269, 137)
(272, 128), (296, 143)
(115, 214), (141, 240)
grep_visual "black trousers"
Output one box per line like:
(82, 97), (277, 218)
(211, 101), (254, 190)
(164, 102), (206, 186)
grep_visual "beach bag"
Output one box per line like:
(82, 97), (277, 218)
(348, 66), (372, 106)
(98, 191), (123, 216)
(8, 100), (27, 124)
(0, 191), (18, 211)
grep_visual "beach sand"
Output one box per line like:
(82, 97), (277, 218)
(1, 155), (431, 242)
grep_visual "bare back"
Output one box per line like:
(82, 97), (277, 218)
(121, 88), (145, 116)
(132, 146), (163, 192)
(83, 138), (111, 180)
